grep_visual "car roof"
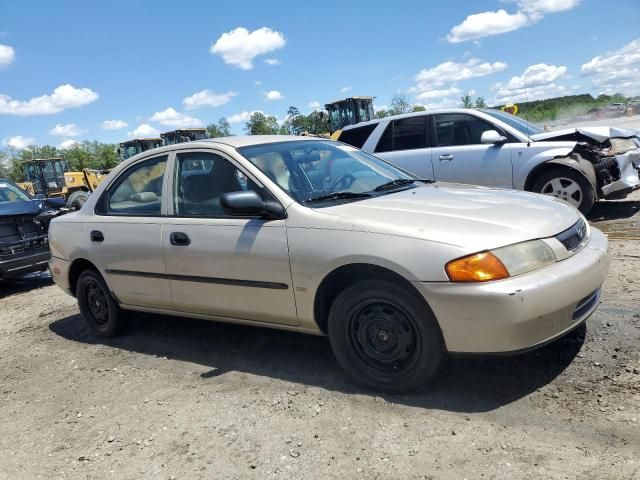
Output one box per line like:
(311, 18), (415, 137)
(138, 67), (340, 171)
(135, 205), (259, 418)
(196, 135), (325, 148)
(341, 108), (491, 131)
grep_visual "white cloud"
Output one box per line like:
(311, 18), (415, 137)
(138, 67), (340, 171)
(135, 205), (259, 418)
(413, 58), (508, 89)
(149, 107), (203, 128)
(416, 86), (462, 101)
(0, 44), (15, 67)
(101, 119), (128, 130)
(264, 58), (281, 65)
(210, 27), (286, 70)
(581, 38), (640, 95)
(374, 104), (390, 112)
(228, 110), (263, 123)
(491, 63), (569, 104)
(417, 98), (458, 110)
(2, 135), (34, 150)
(340, 86), (352, 93)
(308, 100), (321, 110)
(58, 139), (79, 149)
(49, 123), (86, 137)
(0, 84), (98, 116)
(264, 90), (284, 101)
(255, 80), (262, 86)
(182, 89), (238, 110)
(447, 0), (580, 43)
(127, 124), (160, 138)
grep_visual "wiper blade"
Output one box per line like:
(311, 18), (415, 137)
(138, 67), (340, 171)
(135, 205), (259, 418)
(303, 191), (371, 203)
(372, 178), (433, 192)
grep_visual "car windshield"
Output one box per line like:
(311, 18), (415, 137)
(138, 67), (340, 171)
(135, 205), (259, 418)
(238, 140), (414, 204)
(0, 180), (30, 203)
(481, 109), (544, 137)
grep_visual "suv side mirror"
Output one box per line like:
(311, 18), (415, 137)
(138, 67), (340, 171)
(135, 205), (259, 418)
(481, 130), (507, 144)
(220, 191), (285, 219)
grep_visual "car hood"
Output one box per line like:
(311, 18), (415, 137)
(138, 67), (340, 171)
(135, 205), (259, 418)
(531, 126), (639, 143)
(0, 199), (59, 218)
(312, 184), (581, 252)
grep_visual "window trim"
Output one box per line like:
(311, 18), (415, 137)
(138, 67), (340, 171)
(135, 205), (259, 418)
(95, 154), (170, 217)
(431, 112), (511, 147)
(169, 148), (282, 220)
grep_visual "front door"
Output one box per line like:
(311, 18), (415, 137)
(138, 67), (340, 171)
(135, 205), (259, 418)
(162, 150), (298, 326)
(86, 154), (172, 309)
(430, 113), (513, 188)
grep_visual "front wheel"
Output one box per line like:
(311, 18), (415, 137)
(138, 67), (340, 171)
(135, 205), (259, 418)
(76, 270), (126, 337)
(328, 280), (444, 393)
(532, 168), (595, 214)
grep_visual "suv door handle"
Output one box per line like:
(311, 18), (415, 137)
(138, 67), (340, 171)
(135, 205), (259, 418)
(90, 230), (104, 242)
(439, 154), (454, 161)
(170, 231), (191, 246)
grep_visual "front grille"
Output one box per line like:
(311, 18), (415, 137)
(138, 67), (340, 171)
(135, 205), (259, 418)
(556, 218), (588, 252)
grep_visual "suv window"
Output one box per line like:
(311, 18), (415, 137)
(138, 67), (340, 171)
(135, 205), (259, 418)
(433, 113), (498, 147)
(103, 156), (167, 215)
(338, 124), (377, 149)
(375, 116), (428, 153)
(175, 152), (261, 217)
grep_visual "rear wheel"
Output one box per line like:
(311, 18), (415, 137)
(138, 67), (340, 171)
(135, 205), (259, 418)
(532, 167), (595, 214)
(328, 280), (444, 393)
(76, 270), (125, 337)
(66, 190), (89, 211)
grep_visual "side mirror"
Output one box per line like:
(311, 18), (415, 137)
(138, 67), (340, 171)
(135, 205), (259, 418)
(220, 191), (285, 219)
(481, 130), (507, 144)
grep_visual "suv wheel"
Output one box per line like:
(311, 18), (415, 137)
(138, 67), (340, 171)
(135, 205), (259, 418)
(328, 280), (444, 393)
(532, 168), (595, 214)
(76, 270), (125, 337)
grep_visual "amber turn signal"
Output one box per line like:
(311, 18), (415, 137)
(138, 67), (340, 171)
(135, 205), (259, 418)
(445, 252), (510, 282)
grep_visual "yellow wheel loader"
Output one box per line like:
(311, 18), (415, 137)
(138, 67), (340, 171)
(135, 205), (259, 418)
(324, 96), (375, 139)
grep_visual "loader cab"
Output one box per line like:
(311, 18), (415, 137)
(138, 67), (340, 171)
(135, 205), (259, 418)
(161, 128), (208, 146)
(117, 138), (162, 161)
(22, 158), (68, 197)
(325, 97), (375, 134)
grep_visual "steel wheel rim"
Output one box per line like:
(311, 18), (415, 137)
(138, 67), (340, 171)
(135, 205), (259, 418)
(86, 280), (109, 326)
(540, 177), (583, 208)
(347, 300), (420, 376)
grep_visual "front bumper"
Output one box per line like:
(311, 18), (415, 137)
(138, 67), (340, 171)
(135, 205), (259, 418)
(416, 227), (610, 353)
(601, 148), (640, 198)
(0, 247), (50, 280)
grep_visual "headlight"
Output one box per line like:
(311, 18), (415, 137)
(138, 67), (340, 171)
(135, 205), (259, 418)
(446, 240), (556, 282)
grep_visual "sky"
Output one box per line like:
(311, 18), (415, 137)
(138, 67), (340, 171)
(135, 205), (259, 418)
(0, 0), (639, 149)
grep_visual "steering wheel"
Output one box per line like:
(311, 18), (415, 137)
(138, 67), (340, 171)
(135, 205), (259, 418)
(329, 174), (356, 192)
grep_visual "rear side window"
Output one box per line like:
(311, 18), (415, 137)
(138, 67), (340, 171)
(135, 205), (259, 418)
(338, 124), (377, 149)
(433, 113), (498, 147)
(99, 156), (167, 215)
(375, 116), (428, 153)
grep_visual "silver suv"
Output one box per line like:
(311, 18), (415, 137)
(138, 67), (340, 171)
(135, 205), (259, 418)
(338, 108), (640, 213)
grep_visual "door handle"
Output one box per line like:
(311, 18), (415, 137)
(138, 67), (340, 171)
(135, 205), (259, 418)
(90, 230), (104, 242)
(170, 231), (191, 246)
(439, 154), (454, 161)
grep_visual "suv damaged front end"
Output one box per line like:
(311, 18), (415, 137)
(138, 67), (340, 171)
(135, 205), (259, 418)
(532, 127), (640, 199)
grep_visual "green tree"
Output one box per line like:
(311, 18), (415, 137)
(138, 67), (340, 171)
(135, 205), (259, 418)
(391, 94), (412, 114)
(375, 109), (390, 119)
(411, 105), (426, 112)
(460, 92), (474, 108)
(207, 117), (232, 138)
(474, 97), (487, 108)
(245, 112), (280, 135)
(304, 110), (329, 135)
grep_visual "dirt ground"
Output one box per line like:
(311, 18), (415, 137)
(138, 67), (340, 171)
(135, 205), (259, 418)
(1, 193), (639, 480)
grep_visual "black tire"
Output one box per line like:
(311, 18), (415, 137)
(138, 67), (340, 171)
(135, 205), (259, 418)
(76, 270), (125, 337)
(531, 167), (595, 214)
(66, 190), (89, 211)
(328, 280), (445, 393)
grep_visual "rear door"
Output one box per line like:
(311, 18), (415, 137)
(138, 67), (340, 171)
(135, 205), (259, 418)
(369, 115), (434, 180)
(430, 113), (513, 188)
(161, 149), (298, 326)
(86, 154), (173, 309)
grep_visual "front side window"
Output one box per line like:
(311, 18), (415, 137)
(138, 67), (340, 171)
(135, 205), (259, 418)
(239, 140), (412, 204)
(0, 180), (30, 203)
(174, 152), (261, 217)
(433, 114), (497, 147)
(105, 156), (167, 215)
(375, 116), (428, 153)
(338, 124), (377, 149)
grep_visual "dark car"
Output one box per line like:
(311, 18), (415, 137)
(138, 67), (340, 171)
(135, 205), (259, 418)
(0, 178), (67, 280)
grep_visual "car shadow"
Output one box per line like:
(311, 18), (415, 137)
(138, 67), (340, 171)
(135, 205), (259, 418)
(588, 200), (640, 222)
(0, 271), (53, 299)
(48, 310), (584, 413)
